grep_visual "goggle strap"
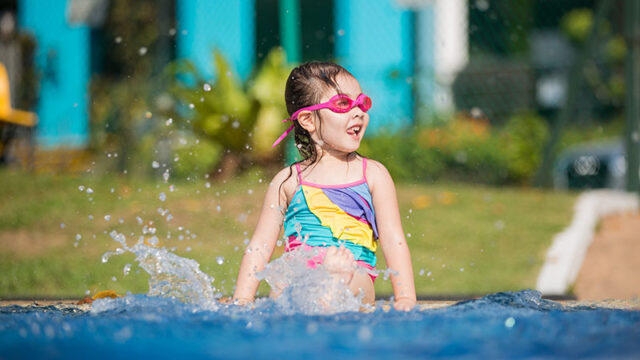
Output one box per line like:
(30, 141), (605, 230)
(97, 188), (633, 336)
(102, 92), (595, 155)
(271, 122), (296, 148)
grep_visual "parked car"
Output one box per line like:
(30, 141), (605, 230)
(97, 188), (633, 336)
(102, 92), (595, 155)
(553, 139), (627, 190)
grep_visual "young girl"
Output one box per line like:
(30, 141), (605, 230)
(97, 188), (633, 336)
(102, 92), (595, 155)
(232, 62), (416, 311)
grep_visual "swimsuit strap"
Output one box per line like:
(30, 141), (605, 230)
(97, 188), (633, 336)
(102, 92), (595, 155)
(294, 162), (303, 184)
(362, 157), (368, 183)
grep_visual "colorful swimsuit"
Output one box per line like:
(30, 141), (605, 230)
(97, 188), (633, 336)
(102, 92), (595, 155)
(283, 158), (379, 281)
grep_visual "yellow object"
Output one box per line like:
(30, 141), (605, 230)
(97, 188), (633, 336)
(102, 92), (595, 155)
(412, 195), (431, 209)
(438, 191), (456, 205)
(303, 186), (377, 253)
(0, 62), (37, 127)
(92, 290), (121, 300)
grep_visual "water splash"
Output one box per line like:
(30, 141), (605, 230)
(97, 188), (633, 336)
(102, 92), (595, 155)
(256, 249), (364, 315)
(105, 230), (219, 311)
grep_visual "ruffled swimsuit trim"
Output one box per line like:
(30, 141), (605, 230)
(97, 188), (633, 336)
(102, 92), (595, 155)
(283, 158), (379, 282)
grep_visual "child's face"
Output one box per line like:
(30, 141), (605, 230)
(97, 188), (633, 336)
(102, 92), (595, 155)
(314, 74), (369, 154)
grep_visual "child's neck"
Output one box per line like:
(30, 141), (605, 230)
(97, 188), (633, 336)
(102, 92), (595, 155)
(316, 147), (357, 166)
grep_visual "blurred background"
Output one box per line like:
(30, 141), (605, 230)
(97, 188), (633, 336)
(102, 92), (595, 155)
(0, 0), (638, 300)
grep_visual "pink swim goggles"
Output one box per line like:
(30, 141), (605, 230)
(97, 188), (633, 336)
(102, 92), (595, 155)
(272, 93), (372, 147)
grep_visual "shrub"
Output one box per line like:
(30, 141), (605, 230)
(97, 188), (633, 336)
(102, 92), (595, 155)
(499, 112), (548, 183)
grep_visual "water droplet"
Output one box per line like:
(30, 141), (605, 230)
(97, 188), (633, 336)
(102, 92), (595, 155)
(163, 170), (170, 182)
(427, 271), (432, 277)
(115, 36), (122, 43)
(494, 220), (505, 231)
(504, 317), (516, 328)
(86, 188), (94, 194)
(123, 264), (132, 276)
(152, 161), (160, 168)
(78, 185), (85, 191)
(475, 0), (489, 12)
(159, 192), (166, 202)
(232, 120), (240, 129)
(145, 111), (152, 119)
(203, 83), (211, 92)
(460, 268), (465, 272)
(357, 326), (372, 342)
(104, 215), (111, 221)
(205, 182), (211, 188)
(248, 189), (253, 195)
(419, 269), (424, 276)
(165, 118), (173, 126)
(136, 216), (143, 225)
(216, 205), (221, 212)
(60, 223), (65, 229)
(138, 47), (147, 56)
(337, 29), (345, 36)
(189, 103), (195, 109)
(216, 256), (224, 265)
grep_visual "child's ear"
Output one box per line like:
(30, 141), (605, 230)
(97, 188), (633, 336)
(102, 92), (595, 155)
(297, 111), (316, 133)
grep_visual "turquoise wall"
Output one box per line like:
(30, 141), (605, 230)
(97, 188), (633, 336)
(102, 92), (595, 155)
(335, 0), (417, 132)
(18, 0), (90, 148)
(176, 0), (255, 80)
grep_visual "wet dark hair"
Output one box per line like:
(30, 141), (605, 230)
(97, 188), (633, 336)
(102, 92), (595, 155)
(279, 62), (355, 206)
(285, 61), (354, 163)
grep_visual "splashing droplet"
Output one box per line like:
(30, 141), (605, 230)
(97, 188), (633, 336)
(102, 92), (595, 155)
(216, 256), (224, 265)
(203, 83), (211, 92)
(159, 193), (166, 202)
(152, 161), (160, 169)
(505, 317), (516, 328)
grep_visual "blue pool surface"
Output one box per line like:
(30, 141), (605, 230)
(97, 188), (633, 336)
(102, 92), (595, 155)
(1, 290), (639, 359)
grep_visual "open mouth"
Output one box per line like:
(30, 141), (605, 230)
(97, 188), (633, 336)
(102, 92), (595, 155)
(347, 125), (362, 137)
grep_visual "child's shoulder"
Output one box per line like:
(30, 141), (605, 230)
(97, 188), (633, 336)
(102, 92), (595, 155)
(364, 158), (390, 178)
(363, 158), (393, 192)
(270, 164), (300, 198)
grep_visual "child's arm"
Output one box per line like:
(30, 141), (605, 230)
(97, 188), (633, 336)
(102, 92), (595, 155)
(232, 169), (291, 304)
(368, 160), (417, 311)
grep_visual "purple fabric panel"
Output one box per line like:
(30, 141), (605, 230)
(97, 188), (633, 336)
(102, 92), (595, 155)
(322, 188), (379, 238)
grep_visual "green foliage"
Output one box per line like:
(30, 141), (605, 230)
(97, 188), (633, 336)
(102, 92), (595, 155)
(500, 112), (548, 183)
(363, 113), (551, 185)
(171, 134), (222, 179)
(169, 48), (290, 169)
(560, 8), (594, 44)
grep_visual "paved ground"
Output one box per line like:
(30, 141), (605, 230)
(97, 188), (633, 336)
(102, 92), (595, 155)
(574, 211), (640, 301)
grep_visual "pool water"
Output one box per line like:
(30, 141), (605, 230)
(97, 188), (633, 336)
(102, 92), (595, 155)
(1, 290), (639, 359)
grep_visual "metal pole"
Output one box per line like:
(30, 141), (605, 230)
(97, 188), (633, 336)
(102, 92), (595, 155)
(279, 0), (301, 164)
(533, 0), (613, 188)
(279, 0), (301, 64)
(625, 0), (640, 193)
